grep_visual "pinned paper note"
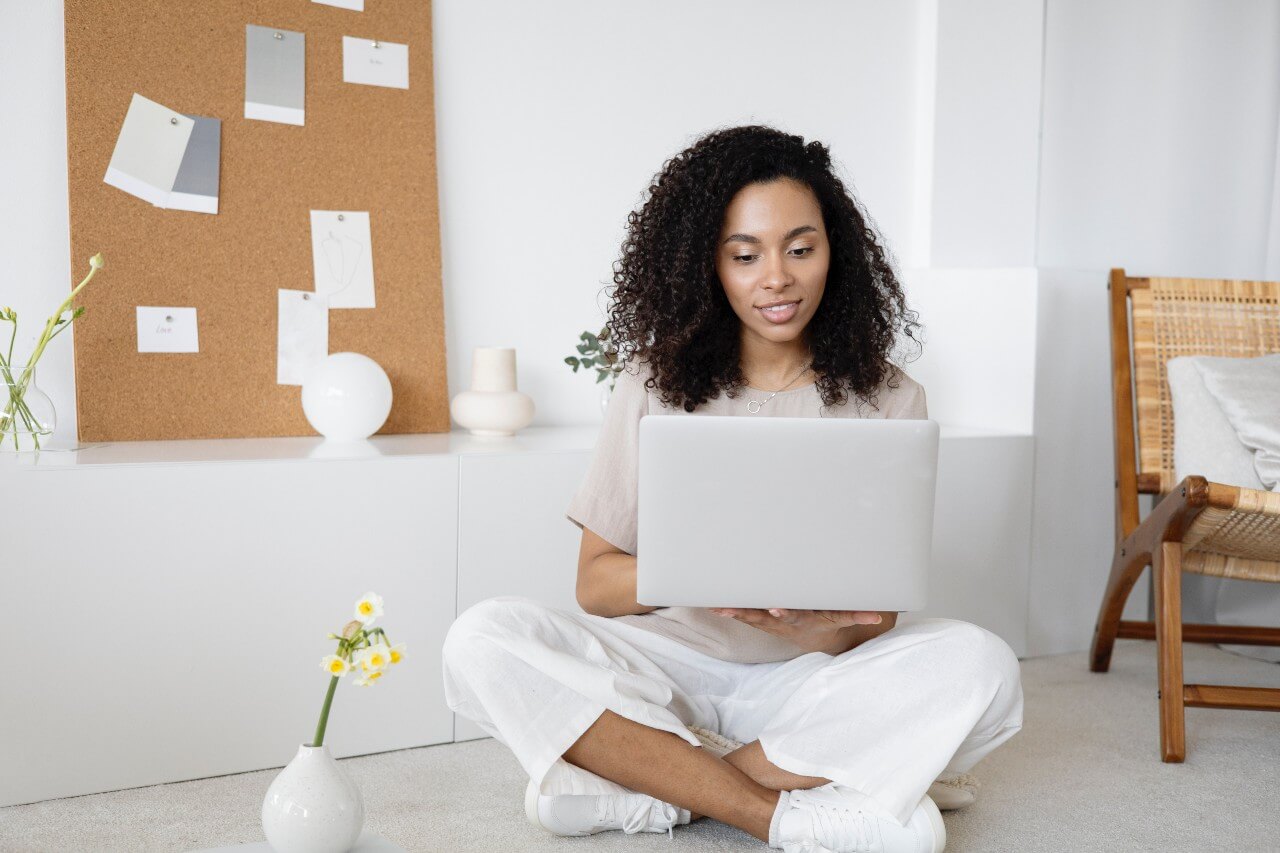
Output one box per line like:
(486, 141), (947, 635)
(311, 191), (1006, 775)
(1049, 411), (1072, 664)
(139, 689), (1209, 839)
(343, 37), (409, 89)
(165, 115), (221, 214)
(314, 0), (364, 9)
(245, 25), (306, 125)
(310, 211), (376, 308)
(136, 307), (199, 353)
(278, 290), (329, 385)
(104, 94), (194, 206)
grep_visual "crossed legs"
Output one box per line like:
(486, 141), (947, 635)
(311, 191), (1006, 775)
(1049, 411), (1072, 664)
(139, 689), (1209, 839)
(562, 709), (829, 842)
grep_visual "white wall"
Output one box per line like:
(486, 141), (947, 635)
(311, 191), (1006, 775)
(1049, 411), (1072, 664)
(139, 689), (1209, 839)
(1, 3), (73, 442)
(1037, 0), (1280, 279)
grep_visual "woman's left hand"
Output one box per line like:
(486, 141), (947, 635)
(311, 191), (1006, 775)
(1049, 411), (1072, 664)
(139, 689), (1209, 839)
(707, 608), (887, 655)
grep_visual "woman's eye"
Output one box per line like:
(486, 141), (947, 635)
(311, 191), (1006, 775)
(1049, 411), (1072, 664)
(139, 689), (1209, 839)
(790, 246), (814, 256)
(733, 255), (757, 263)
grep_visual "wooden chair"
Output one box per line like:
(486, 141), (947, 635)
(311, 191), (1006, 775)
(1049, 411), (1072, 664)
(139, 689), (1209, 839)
(1091, 268), (1280, 762)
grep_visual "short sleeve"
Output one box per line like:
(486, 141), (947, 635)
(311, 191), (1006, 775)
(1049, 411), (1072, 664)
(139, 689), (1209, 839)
(565, 364), (649, 555)
(883, 369), (928, 420)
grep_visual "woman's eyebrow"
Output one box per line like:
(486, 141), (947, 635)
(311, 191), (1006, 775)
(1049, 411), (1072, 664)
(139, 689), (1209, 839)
(721, 225), (817, 245)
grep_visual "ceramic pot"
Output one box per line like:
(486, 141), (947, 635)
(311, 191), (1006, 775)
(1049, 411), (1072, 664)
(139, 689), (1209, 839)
(450, 347), (534, 436)
(261, 743), (364, 853)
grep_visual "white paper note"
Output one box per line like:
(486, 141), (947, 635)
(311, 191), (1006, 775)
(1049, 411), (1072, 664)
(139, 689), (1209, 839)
(245, 25), (306, 125)
(314, 0), (364, 9)
(136, 307), (199, 353)
(277, 290), (330, 385)
(342, 36), (409, 89)
(104, 94), (195, 206)
(309, 211), (376, 308)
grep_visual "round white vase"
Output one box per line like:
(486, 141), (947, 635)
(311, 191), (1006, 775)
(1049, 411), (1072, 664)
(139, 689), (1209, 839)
(450, 347), (534, 437)
(261, 744), (364, 853)
(301, 353), (393, 441)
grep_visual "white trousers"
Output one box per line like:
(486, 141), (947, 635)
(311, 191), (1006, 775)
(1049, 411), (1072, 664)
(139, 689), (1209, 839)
(441, 596), (1023, 826)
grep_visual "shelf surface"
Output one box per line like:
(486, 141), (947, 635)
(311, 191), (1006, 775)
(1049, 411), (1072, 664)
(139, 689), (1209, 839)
(0, 423), (1025, 471)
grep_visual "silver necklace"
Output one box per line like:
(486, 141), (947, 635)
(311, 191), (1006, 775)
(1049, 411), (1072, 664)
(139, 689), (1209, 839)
(746, 361), (812, 413)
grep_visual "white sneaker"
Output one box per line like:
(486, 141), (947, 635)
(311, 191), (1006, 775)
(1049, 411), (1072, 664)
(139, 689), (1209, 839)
(524, 780), (691, 838)
(770, 783), (946, 853)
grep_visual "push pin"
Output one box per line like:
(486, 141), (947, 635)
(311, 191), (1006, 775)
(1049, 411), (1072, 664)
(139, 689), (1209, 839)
(372, 40), (381, 49)
(302, 293), (311, 301)
(274, 32), (283, 40)
(170, 118), (178, 126)
(337, 213), (345, 222)
(165, 315), (174, 323)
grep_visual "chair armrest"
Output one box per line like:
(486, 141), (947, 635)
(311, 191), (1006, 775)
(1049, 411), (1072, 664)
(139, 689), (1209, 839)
(1117, 475), (1211, 559)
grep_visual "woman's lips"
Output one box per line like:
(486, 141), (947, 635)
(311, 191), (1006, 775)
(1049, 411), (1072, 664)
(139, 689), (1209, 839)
(756, 301), (799, 324)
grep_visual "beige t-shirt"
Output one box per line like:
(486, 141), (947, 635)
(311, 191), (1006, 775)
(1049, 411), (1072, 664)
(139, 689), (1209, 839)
(565, 361), (929, 664)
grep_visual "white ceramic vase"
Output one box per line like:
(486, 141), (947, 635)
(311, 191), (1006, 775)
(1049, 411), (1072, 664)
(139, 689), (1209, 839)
(450, 347), (534, 436)
(261, 744), (364, 853)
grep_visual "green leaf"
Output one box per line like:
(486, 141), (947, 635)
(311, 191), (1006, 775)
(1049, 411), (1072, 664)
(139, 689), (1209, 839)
(576, 343), (589, 355)
(579, 357), (595, 368)
(583, 332), (600, 348)
(598, 326), (610, 340)
(595, 369), (609, 383)
(564, 356), (580, 367)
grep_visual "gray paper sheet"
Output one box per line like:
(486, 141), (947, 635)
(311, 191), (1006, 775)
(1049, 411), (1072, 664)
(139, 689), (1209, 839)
(167, 115), (221, 214)
(245, 24), (305, 125)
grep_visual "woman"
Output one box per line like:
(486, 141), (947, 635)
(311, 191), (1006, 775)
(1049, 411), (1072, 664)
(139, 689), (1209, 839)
(443, 126), (1022, 853)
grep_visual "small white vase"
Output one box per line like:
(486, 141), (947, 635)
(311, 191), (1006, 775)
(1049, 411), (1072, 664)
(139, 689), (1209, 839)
(261, 744), (364, 853)
(450, 347), (535, 436)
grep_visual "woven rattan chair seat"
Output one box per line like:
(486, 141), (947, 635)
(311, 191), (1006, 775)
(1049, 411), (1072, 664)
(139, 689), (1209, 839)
(1182, 486), (1280, 581)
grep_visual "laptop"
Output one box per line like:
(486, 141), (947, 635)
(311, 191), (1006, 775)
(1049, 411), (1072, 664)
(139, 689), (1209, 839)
(636, 416), (939, 611)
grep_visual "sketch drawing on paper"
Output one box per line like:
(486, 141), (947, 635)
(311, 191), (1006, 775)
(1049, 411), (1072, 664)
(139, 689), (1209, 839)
(309, 210), (376, 308)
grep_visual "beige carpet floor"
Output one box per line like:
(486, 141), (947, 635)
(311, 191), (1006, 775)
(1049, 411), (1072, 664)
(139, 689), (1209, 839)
(4, 639), (1278, 852)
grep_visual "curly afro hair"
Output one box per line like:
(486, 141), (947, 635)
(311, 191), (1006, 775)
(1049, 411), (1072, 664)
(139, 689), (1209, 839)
(604, 124), (922, 413)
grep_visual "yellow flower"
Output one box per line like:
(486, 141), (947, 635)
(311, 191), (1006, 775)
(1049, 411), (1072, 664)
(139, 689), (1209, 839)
(353, 591), (384, 626)
(354, 669), (384, 687)
(320, 655), (350, 677)
(389, 642), (407, 664)
(355, 643), (392, 673)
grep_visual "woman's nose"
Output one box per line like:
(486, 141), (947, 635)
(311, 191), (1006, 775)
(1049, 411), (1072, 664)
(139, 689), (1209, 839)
(761, 251), (793, 288)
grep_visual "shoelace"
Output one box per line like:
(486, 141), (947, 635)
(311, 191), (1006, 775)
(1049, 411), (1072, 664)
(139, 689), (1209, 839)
(791, 790), (879, 852)
(595, 795), (680, 839)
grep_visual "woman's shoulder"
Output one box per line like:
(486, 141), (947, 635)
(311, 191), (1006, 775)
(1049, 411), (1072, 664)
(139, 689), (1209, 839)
(875, 365), (927, 418)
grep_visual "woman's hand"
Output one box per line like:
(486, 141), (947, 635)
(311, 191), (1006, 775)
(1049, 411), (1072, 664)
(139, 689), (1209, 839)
(707, 608), (891, 655)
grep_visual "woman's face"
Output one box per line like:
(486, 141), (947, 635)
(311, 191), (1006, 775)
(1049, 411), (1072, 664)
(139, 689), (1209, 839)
(715, 178), (829, 346)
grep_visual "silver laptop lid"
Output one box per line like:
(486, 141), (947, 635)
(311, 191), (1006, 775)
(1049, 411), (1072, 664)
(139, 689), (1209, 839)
(637, 416), (939, 611)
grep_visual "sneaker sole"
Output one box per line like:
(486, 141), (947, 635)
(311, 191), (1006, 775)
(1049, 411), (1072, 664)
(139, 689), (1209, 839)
(919, 795), (947, 853)
(524, 780), (553, 834)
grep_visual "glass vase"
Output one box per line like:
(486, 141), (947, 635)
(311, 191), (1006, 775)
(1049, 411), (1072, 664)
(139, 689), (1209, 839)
(0, 364), (56, 452)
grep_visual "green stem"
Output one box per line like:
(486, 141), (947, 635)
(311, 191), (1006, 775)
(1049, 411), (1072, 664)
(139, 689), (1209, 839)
(312, 675), (340, 748)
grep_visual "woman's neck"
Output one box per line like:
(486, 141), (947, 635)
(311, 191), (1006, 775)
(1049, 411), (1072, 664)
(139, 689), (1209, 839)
(739, 332), (813, 390)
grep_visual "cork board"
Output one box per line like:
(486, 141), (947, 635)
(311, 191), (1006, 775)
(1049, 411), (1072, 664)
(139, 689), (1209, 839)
(64, 0), (448, 440)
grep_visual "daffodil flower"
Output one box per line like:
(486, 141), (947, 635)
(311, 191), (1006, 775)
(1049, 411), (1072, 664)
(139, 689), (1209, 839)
(389, 642), (407, 664)
(355, 643), (392, 673)
(320, 655), (350, 677)
(353, 591), (384, 625)
(353, 669), (384, 687)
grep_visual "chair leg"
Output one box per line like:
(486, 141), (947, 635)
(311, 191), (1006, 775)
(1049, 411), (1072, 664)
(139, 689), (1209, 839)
(1090, 545), (1148, 672)
(1153, 540), (1186, 762)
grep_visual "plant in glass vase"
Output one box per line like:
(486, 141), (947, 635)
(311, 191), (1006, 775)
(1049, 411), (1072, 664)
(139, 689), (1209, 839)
(1, 253), (104, 451)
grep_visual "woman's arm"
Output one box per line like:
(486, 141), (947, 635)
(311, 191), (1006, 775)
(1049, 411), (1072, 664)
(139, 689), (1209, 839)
(575, 526), (659, 617)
